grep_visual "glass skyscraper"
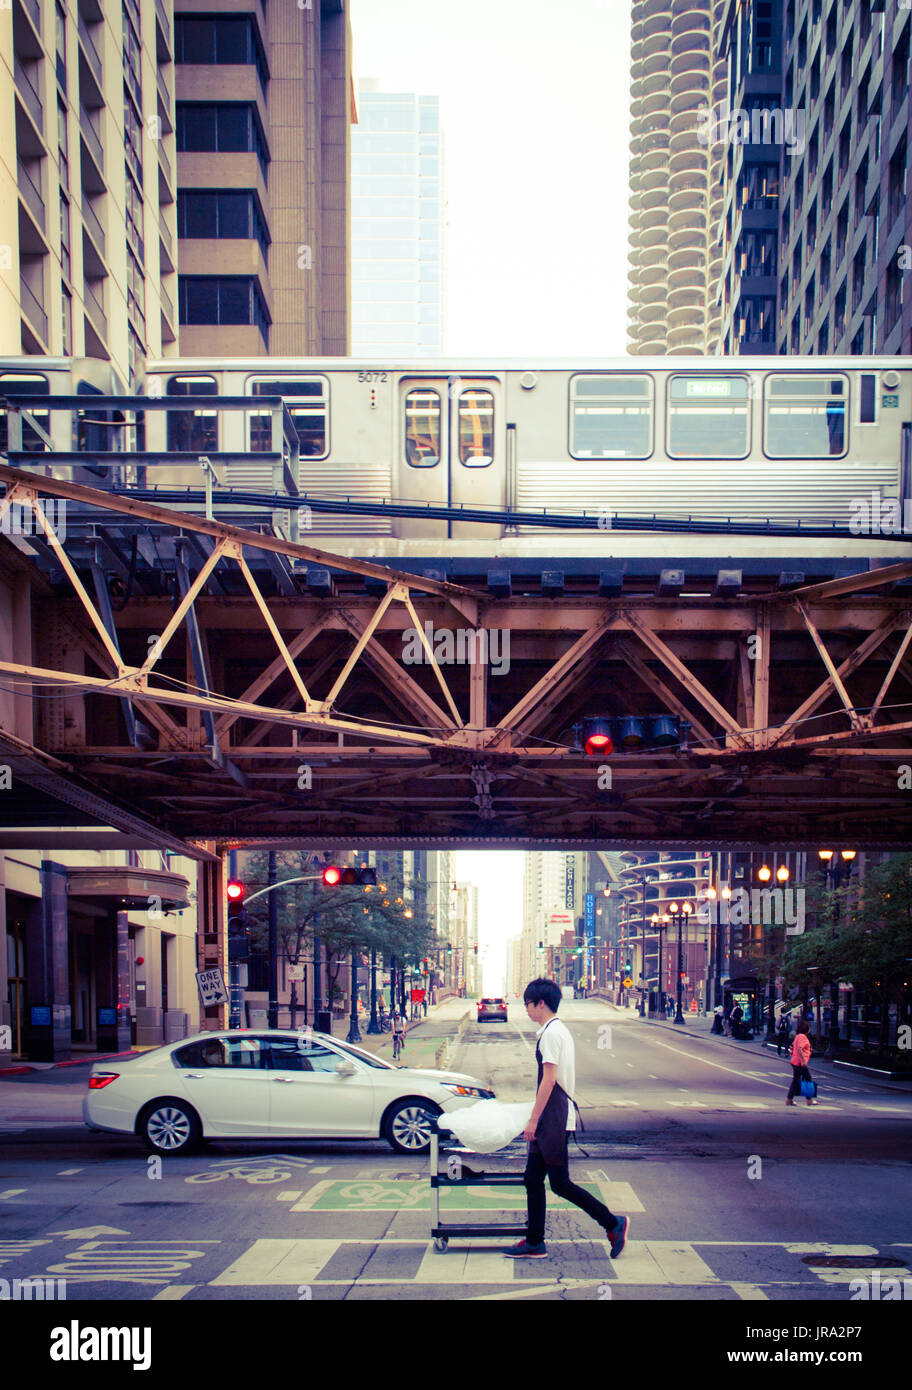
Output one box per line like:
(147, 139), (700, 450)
(351, 83), (444, 357)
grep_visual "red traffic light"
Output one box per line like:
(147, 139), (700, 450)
(227, 881), (245, 901)
(583, 717), (613, 757)
(322, 865), (378, 887)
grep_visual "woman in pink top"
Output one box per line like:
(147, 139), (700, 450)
(786, 1020), (817, 1105)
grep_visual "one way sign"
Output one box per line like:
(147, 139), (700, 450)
(196, 967), (228, 1006)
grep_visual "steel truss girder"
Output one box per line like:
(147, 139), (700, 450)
(3, 467), (912, 846)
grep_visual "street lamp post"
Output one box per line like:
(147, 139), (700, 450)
(366, 946), (380, 1034)
(650, 911), (669, 1019)
(669, 901), (692, 1025)
(818, 849), (856, 1058)
(347, 950), (362, 1043)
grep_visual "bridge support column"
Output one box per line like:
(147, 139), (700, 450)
(26, 862), (71, 1061)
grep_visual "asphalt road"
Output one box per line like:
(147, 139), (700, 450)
(0, 998), (909, 1304)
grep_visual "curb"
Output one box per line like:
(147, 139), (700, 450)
(435, 1009), (472, 1070)
(0, 1049), (142, 1076)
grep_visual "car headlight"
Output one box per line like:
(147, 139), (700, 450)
(439, 1084), (494, 1098)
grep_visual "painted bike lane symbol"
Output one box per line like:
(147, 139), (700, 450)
(185, 1155), (316, 1185)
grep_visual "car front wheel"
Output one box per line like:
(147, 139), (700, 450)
(384, 1099), (441, 1155)
(139, 1099), (202, 1155)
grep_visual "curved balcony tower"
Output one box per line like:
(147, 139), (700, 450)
(618, 849), (712, 941)
(626, 0), (727, 354)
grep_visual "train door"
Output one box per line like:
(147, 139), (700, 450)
(397, 376), (504, 540)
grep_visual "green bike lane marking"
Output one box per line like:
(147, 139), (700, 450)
(290, 1177), (609, 1211)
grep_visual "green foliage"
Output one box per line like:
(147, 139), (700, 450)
(238, 851), (435, 972)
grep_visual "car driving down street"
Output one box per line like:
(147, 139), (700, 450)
(83, 1029), (494, 1156)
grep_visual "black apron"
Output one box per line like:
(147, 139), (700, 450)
(532, 1021), (587, 1164)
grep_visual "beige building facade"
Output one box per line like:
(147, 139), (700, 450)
(2, 0), (180, 381)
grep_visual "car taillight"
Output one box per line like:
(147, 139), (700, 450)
(88, 1073), (119, 1089)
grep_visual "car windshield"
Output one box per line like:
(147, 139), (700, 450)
(324, 1037), (395, 1070)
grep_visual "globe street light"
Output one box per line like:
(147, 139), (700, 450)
(669, 901), (692, 1025)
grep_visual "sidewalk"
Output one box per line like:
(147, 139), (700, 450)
(601, 1000), (912, 1095)
(348, 994), (473, 1068)
(0, 1000), (469, 1073)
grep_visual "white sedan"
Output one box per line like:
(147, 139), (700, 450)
(83, 1029), (494, 1156)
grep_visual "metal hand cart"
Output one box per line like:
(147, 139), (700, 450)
(429, 1116), (528, 1252)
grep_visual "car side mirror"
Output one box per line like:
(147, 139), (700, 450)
(335, 1060), (357, 1077)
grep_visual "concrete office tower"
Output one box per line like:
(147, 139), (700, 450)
(2, 0), (180, 382)
(351, 82), (444, 357)
(717, 0), (911, 355)
(174, 0), (353, 355)
(626, 0), (728, 354)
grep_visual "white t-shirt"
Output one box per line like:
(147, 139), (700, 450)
(537, 1017), (576, 1131)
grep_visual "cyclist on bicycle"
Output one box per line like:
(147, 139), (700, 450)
(392, 1010), (404, 1060)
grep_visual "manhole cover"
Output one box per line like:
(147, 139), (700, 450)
(801, 1255), (906, 1269)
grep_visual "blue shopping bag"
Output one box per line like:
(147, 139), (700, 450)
(800, 1077), (817, 1099)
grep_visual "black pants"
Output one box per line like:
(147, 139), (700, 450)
(787, 1063), (811, 1099)
(524, 1138), (617, 1246)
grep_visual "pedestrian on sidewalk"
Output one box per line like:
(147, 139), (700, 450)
(711, 1005), (724, 1035)
(505, 977), (628, 1262)
(786, 1020), (817, 1105)
(776, 1011), (790, 1057)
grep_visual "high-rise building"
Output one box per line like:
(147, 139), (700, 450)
(619, 849), (711, 1005)
(350, 82), (444, 357)
(3, 0), (180, 383)
(717, 0), (911, 356)
(626, 0), (728, 354)
(174, 0), (353, 356)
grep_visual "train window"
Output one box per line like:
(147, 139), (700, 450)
(166, 375), (218, 452)
(405, 388), (441, 467)
(569, 375), (652, 458)
(458, 389), (494, 467)
(667, 376), (751, 458)
(247, 377), (328, 458)
(764, 375), (848, 457)
(0, 373), (50, 452)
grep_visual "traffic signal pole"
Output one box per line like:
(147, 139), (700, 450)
(268, 851), (278, 1028)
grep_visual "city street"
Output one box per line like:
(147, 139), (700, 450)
(2, 998), (910, 1301)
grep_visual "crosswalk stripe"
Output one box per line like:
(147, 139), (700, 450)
(153, 1285), (194, 1300)
(210, 1238), (342, 1286)
(731, 1282), (769, 1299)
(414, 1247), (515, 1284)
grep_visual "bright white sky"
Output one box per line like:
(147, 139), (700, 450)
(452, 851), (525, 995)
(350, 0), (633, 357)
(351, 1), (633, 988)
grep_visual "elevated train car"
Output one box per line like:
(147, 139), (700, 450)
(144, 355), (912, 560)
(2, 356), (911, 565)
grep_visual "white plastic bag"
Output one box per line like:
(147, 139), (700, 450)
(437, 1099), (533, 1153)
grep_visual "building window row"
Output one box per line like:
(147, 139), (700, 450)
(178, 275), (270, 344)
(175, 15), (268, 93)
(177, 190), (270, 260)
(176, 103), (269, 180)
